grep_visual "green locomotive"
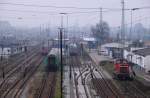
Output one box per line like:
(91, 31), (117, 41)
(46, 48), (60, 72)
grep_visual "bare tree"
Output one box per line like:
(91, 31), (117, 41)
(91, 21), (110, 44)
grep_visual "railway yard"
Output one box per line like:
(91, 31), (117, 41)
(0, 42), (149, 98)
(1, 0), (150, 98)
(63, 45), (150, 98)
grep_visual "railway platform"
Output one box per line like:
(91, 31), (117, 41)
(87, 49), (113, 79)
(63, 66), (75, 98)
(88, 49), (112, 65)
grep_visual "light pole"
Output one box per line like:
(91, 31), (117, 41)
(18, 17), (27, 78)
(61, 13), (71, 79)
(121, 0), (125, 44)
(130, 8), (140, 41)
(59, 12), (65, 98)
(60, 13), (68, 49)
(0, 36), (5, 78)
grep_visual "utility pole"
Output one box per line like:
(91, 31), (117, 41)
(130, 8), (140, 41)
(130, 9), (133, 41)
(100, 7), (103, 43)
(66, 15), (69, 39)
(120, 0), (125, 59)
(98, 7), (103, 54)
(121, 0), (125, 44)
(1, 36), (5, 79)
(100, 7), (103, 32)
(59, 13), (64, 98)
(65, 14), (71, 79)
(59, 27), (63, 98)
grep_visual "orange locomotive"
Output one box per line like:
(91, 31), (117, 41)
(113, 59), (134, 80)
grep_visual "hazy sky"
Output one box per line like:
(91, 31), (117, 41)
(0, 0), (150, 28)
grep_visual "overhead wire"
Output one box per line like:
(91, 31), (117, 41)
(112, 16), (150, 29)
(0, 2), (100, 9)
(0, 2), (133, 10)
(0, 9), (58, 15)
(0, 3), (149, 16)
(0, 2), (150, 27)
(0, 2), (150, 10)
(0, 8), (118, 15)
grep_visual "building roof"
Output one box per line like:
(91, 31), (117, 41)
(144, 41), (150, 47)
(53, 38), (69, 41)
(101, 42), (128, 48)
(83, 37), (96, 42)
(133, 48), (150, 57)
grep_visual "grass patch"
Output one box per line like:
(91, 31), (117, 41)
(37, 56), (47, 72)
(54, 72), (61, 98)
(100, 61), (114, 74)
(135, 75), (145, 81)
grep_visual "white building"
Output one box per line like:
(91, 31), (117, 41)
(0, 47), (11, 58)
(124, 48), (150, 73)
(0, 35), (27, 58)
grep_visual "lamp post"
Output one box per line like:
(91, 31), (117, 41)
(59, 12), (71, 98)
(17, 17), (27, 78)
(59, 12), (65, 98)
(60, 13), (71, 79)
(0, 36), (5, 78)
(130, 8), (140, 41)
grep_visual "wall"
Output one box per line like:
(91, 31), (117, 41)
(123, 49), (145, 69)
(144, 55), (150, 72)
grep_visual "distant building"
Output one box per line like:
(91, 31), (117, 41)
(0, 36), (26, 58)
(52, 38), (69, 48)
(83, 37), (97, 49)
(144, 41), (150, 47)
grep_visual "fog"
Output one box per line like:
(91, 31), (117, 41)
(0, 0), (150, 28)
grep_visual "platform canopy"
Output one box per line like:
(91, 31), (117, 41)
(101, 42), (128, 48)
(83, 37), (96, 42)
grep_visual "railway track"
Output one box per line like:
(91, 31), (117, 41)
(33, 72), (56, 98)
(70, 56), (80, 98)
(0, 50), (39, 88)
(119, 80), (147, 98)
(69, 54), (122, 98)
(0, 46), (40, 78)
(82, 51), (123, 98)
(12, 56), (44, 98)
(76, 56), (90, 98)
(1, 55), (43, 98)
(0, 49), (43, 98)
(92, 74), (122, 98)
(84, 49), (148, 98)
(0, 46), (37, 65)
(70, 56), (92, 98)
